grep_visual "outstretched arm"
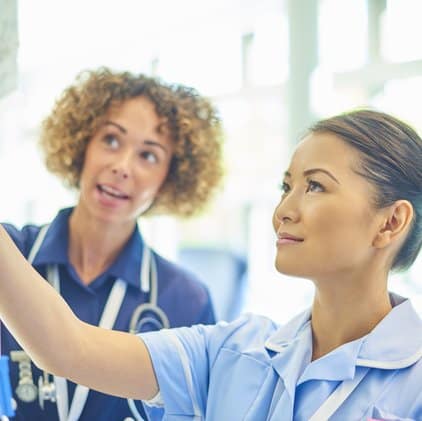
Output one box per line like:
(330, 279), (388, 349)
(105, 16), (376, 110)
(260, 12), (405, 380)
(0, 225), (158, 400)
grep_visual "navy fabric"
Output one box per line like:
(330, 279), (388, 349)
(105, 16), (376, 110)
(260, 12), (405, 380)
(1, 207), (215, 421)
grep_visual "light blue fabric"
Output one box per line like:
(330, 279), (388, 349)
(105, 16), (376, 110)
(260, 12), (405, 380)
(141, 293), (422, 421)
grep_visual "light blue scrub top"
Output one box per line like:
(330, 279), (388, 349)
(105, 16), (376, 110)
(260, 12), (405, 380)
(141, 293), (422, 420)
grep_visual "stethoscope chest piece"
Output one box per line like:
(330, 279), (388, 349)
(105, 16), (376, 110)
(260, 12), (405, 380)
(38, 374), (56, 409)
(13, 225), (165, 421)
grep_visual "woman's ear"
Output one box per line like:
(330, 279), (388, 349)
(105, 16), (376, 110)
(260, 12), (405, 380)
(373, 200), (414, 249)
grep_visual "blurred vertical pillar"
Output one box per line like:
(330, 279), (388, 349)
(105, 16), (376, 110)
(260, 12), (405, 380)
(241, 32), (254, 89)
(286, 0), (318, 146)
(0, 0), (18, 99)
(366, 0), (386, 97)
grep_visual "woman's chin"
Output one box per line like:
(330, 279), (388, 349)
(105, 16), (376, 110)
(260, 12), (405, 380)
(275, 260), (306, 278)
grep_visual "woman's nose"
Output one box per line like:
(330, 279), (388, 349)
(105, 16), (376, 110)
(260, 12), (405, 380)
(273, 196), (300, 225)
(111, 167), (128, 179)
(274, 208), (292, 226)
(111, 153), (131, 179)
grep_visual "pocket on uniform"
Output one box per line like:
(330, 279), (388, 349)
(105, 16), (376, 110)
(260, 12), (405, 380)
(207, 348), (272, 420)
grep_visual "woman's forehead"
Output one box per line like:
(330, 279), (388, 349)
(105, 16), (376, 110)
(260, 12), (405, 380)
(286, 132), (361, 176)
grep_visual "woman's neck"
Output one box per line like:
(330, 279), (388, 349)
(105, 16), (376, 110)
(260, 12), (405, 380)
(68, 206), (136, 285)
(310, 269), (392, 361)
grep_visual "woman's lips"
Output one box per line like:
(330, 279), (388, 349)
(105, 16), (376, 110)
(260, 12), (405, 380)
(97, 184), (129, 199)
(95, 185), (129, 208)
(276, 232), (304, 246)
(276, 238), (303, 246)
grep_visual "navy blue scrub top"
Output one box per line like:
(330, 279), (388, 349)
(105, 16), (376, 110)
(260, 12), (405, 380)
(1, 207), (216, 421)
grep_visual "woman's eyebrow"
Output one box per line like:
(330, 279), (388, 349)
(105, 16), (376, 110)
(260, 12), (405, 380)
(304, 168), (340, 184)
(144, 140), (169, 155)
(283, 168), (340, 184)
(104, 121), (127, 133)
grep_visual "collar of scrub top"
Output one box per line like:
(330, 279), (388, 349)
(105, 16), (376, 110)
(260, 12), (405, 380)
(30, 207), (148, 291)
(265, 292), (422, 384)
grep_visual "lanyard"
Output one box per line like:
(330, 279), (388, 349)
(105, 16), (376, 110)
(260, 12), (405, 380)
(28, 224), (151, 421)
(47, 264), (128, 421)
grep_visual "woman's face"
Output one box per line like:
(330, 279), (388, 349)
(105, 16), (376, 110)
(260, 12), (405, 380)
(273, 132), (384, 282)
(78, 96), (173, 224)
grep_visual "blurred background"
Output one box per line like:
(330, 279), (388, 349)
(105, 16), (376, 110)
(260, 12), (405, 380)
(0, 0), (421, 322)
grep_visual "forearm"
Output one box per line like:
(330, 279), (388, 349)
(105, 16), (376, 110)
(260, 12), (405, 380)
(0, 225), (158, 399)
(0, 225), (81, 373)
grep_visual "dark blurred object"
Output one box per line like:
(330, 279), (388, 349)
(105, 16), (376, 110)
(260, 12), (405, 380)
(178, 247), (248, 321)
(0, 356), (15, 418)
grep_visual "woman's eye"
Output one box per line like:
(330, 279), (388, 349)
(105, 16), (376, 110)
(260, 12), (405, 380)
(279, 182), (290, 194)
(307, 180), (324, 192)
(103, 134), (119, 148)
(140, 151), (158, 164)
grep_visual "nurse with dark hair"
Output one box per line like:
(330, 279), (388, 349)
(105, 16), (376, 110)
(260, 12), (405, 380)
(0, 109), (420, 420)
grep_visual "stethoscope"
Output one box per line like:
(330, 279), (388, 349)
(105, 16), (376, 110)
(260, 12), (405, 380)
(13, 224), (169, 421)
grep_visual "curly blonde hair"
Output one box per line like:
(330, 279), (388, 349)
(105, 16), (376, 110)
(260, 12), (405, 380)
(39, 67), (224, 217)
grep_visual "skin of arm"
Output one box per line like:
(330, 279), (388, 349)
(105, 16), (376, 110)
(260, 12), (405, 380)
(0, 225), (158, 400)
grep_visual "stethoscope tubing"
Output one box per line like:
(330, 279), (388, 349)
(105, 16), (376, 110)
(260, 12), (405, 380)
(23, 223), (169, 420)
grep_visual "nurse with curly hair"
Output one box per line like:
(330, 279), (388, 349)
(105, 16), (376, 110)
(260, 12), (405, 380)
(0, 109), (420, 420)
(1, 67), (224, 421)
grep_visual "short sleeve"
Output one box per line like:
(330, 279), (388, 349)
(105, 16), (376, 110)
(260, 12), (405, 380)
(140, 314), (270, 420)
(140, 324), (214, 419)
